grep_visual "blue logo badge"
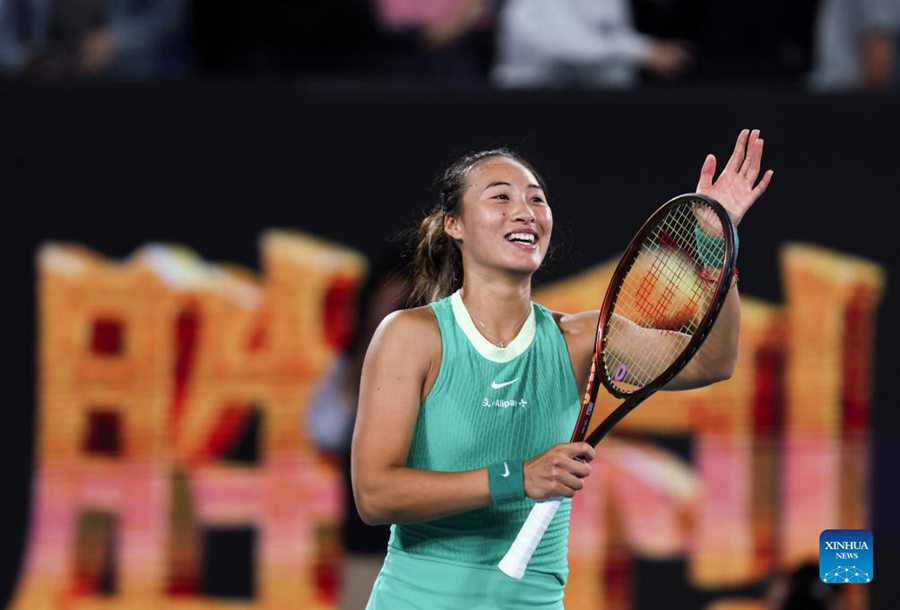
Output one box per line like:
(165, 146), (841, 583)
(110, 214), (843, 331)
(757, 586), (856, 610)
(819, 529), (873, 584)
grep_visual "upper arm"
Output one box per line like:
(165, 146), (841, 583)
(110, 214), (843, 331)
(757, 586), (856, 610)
(352, 308), (440, 481)
(562, 311), (698, 391)
(557, 305), (732, 394)
(557, 309), (601, 390)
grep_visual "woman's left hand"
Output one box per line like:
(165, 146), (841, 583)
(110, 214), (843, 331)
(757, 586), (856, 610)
(696, 129), (773, 227)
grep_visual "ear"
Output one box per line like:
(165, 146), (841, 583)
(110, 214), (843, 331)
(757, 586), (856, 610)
(444, 213), (464, 242)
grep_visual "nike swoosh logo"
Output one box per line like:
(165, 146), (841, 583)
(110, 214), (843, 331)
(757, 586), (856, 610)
(501, 462), (510, 478)
(491, 378), (520, 389)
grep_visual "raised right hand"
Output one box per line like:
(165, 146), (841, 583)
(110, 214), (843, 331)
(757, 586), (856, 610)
(523, 442), (595, 500)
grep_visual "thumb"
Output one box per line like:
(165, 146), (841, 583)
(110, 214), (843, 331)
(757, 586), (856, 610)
(697, 154), (716, 191)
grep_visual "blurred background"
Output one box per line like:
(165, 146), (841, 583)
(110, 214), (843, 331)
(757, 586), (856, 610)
(1, 0), (899, 609)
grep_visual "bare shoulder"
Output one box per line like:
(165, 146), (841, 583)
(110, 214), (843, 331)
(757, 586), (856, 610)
(363, 304), (442, 400)
(555, 310), (600, 356)
(546, 308), (601, 387)
(552, 309), (601, 340)
(377, 305), (439, 339)
(368, 305), (441, 365)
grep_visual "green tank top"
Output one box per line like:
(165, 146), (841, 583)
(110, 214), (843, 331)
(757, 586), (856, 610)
(387, 290), (582, 581)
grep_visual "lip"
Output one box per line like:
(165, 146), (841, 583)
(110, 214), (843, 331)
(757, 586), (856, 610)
(504, 228), (539, 239)
(504, 228), (540, 251)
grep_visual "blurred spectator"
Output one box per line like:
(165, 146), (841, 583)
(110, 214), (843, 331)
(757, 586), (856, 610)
(306, 248), (410, 610)
(0, 0), (187, 78)
(191, 0), (381, 77)
(809, 0), (899, 90)
(373, 0), (495, 84)
(190, 0), (493, 84)
(492, 0), (691, 88)
(685, 0), (817, 86)
(765, 562), (844, 610)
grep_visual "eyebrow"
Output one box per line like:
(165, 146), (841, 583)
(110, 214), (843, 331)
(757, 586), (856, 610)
(482, 181), (544, 191)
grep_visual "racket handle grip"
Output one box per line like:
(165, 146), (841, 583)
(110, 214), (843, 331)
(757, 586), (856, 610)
(498, 497), (563, 580)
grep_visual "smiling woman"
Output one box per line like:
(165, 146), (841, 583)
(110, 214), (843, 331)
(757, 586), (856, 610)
(407, 149), (552, 307)
(351, 135), (770, 609)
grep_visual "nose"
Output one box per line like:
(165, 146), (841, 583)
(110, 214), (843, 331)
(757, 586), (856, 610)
(511, 194), (536, 223)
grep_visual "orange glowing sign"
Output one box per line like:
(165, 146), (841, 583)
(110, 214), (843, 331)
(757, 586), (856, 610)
(9, 235), (884, 610)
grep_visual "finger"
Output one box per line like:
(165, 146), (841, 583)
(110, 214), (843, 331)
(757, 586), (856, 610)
(752, 169), (774, 196)
(738, 129), (760, 176)
(696, 153), (716, 190)
(557, 472), (585, 493)
(556, 485), (576, 499)
(566, 459), (592, 479)
(722, 129), (750, 174)
(742, 136), (764, 182)
(567, 442), (596, 462)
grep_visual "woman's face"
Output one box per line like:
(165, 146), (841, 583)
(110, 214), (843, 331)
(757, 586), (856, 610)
(445, 156), (553, 276)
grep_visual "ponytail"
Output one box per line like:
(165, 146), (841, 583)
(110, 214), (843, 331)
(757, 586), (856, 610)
(409, 208), (461, 306)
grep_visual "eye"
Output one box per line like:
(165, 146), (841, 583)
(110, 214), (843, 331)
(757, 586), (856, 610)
(492, 193), (510, 201)
(531, 196), (546, 204)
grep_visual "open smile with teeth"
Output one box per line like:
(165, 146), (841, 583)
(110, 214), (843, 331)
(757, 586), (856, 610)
(506, 232), (536, 244)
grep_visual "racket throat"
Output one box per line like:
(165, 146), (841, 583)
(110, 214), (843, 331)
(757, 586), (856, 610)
(585, 401), (637, 446)
(571, 401), (595, 442)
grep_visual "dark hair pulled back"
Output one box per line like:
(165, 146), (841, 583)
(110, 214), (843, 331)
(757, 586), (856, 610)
(409, 148), (548, 306)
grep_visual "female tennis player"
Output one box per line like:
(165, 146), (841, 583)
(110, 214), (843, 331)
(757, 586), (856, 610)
(352, 129), (772, 609)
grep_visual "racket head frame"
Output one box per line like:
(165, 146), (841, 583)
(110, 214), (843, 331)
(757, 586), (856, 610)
(570, 193), (738, 445)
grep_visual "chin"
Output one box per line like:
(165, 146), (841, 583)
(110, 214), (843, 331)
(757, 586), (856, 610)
(506, 258), (544, 276)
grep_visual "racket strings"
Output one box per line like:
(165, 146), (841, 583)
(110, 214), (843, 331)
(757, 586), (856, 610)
(603, 201), (726, 392)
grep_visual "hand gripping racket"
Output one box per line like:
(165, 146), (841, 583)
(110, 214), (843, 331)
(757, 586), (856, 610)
(498, 193), (738, 579)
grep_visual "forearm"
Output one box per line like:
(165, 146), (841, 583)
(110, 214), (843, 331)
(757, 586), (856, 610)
(354, 465), (491, 525)
(678, 125), (769, 390)
(667, 281), (740, 389)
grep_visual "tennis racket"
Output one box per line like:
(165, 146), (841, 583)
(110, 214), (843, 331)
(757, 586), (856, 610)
(498, 192), (738, 579)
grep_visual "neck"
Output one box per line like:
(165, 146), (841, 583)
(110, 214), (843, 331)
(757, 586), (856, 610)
(460, 268), (533, 345)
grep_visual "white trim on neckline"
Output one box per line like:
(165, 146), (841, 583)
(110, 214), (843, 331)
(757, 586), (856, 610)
(450, 290), (536, 363)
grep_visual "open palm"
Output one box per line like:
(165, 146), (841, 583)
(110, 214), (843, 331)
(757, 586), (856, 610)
(696, 129), (773, 227)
